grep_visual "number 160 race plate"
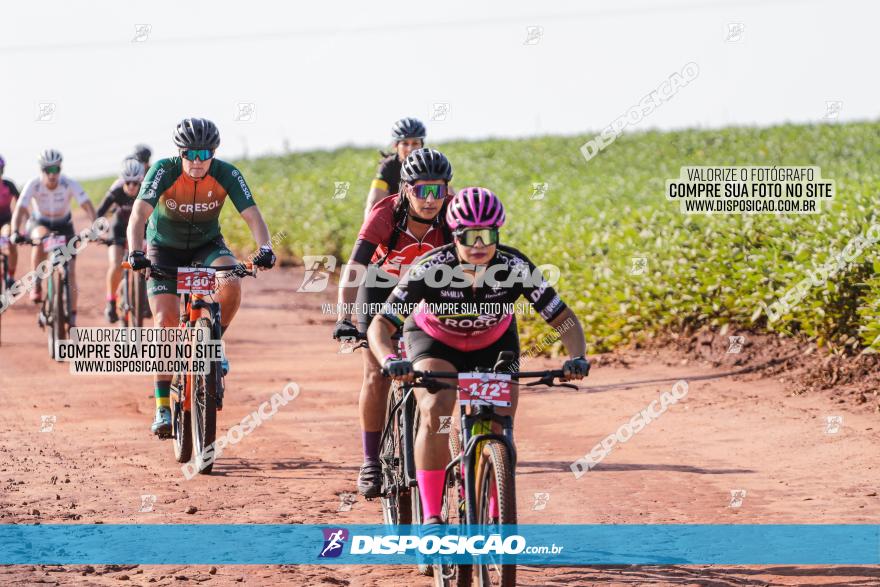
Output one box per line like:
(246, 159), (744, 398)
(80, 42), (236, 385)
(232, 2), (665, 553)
(177, 267), (217, 295)
(458, 372), (512, 407)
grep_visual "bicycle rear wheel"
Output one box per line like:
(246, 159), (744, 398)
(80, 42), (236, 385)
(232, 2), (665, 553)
(380, 381), (412, 526)
(475, 441), (517, 587)
(192, 317), (219, 474)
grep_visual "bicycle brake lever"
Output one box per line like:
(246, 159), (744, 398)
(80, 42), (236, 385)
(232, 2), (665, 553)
(526, 374), (557, 387)
(525, 375), (579, 390)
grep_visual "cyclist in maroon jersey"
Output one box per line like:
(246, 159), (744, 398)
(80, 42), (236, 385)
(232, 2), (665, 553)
(333, 148), (454, 498)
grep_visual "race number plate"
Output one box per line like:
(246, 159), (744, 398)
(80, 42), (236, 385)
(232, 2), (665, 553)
(177, 267), (216, 295)
(43, 235), (67, 252)
(458, 372), (512, 407)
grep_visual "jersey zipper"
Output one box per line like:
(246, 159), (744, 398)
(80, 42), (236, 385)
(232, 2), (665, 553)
(185, 179), (197, 250)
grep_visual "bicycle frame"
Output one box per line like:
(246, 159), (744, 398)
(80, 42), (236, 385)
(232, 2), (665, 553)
(451, 404), (516, 525)
(411, 364), (573, 526)
(20, 233), (72, 336)
(347, 333), (418, 493)
(177, 277), (224, 412)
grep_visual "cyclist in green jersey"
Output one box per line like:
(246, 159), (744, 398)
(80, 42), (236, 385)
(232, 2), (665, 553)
(126, 118), (276, 437)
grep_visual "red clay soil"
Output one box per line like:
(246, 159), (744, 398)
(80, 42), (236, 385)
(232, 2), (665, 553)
(1, 213), (878, 586)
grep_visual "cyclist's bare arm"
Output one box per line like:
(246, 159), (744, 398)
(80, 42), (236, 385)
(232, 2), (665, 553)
(240, 206), (272, 251)
(127, 199), (154, 253)
(10, 200), (29, 235)
(548, 307), (587, 358)
(367, 314), (398, 364)
(364, 185), (389, 219)
(80, 199), (97, 223)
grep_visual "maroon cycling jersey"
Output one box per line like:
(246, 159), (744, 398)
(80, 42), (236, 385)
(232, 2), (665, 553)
(351, 193), (452, 277)
(382, 243), (568, 351)
(0, 179), (19, 218)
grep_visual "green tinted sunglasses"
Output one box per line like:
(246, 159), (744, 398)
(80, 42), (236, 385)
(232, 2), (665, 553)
(407, 183), (447, 200)
(181, 149), (214, 161)
(454, 227), (499, 247)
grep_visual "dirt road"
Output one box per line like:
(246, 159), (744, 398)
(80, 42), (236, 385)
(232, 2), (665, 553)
(1, 214), (878, 586)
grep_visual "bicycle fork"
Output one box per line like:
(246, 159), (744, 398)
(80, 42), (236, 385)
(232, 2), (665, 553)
(458, 411), (516, 524)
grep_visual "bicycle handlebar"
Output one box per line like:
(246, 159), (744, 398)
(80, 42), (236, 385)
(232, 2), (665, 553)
(407, 369), (579, 392)
(120, 260), (257, 278)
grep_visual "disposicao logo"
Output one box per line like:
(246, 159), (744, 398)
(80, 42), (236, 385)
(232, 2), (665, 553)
(318, 528), (349, 558)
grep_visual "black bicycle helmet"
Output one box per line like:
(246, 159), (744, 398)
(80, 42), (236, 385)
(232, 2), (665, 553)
(400, 148), (452, 183)
(391, 117), (426, 142)
(132, 143), (152, 163)
(172, 118), (221, 150)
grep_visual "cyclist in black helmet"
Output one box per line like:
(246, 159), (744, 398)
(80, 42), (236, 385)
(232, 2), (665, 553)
(131, 144), (152, 167)
(335, 148), (455, 498)
(126, 117), (276, 438)
(363, 117), (426, 217)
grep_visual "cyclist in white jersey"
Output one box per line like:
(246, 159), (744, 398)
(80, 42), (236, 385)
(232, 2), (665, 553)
(10, 149), (96, 320)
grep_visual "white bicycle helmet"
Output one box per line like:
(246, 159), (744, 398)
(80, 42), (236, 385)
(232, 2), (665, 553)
(121, 159), (145, 182)
(38, 148), (63, 168)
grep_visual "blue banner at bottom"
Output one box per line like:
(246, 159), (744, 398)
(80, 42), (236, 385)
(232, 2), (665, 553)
(0, 524), (877, 565)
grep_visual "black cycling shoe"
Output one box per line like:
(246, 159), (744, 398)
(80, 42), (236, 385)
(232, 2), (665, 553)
(357, 459), (382, 498)
(104, 301), (118, 324)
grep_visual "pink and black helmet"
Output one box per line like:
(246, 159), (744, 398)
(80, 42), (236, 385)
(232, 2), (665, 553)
(446, 187), (506, 230)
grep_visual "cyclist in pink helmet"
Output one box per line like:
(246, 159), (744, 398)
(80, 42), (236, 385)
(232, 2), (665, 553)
(445, 186), (506, 231)
(368, 187), (589, 526)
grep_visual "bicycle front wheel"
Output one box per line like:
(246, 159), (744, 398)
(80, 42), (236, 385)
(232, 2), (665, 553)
(192, 317), (219, 474)
(132, 271), (148, 327)
(380, 381), (412, 526)
(172, 372), (193, 463)
(48, 271), (67, 360)
(475, 440), (517, 587)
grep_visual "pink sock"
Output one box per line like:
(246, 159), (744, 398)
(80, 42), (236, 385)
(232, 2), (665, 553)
(106, 294), (116, 302)
(488, 479), (499, 518)
(417, 469), (446, 519)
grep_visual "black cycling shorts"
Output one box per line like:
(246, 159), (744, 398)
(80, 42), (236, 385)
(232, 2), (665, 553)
(31, 214), (75, 239)
(108, 222), (127, 246)
(145, 237), (234, 297)
(403, 316), (520, 372)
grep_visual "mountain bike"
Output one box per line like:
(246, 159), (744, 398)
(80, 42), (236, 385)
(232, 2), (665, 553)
(130, 260), (256, 474)
(338, 332), (418, 529)
(20, 232), (72, 360)
(98, 239), (149, 327)
(408, 353), (576, 587)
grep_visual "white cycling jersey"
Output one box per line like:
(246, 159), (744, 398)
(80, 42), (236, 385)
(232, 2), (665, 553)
(16, 175), (88, 219)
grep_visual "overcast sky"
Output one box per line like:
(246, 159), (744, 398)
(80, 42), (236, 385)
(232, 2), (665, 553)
(1, 0), (876, 180)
